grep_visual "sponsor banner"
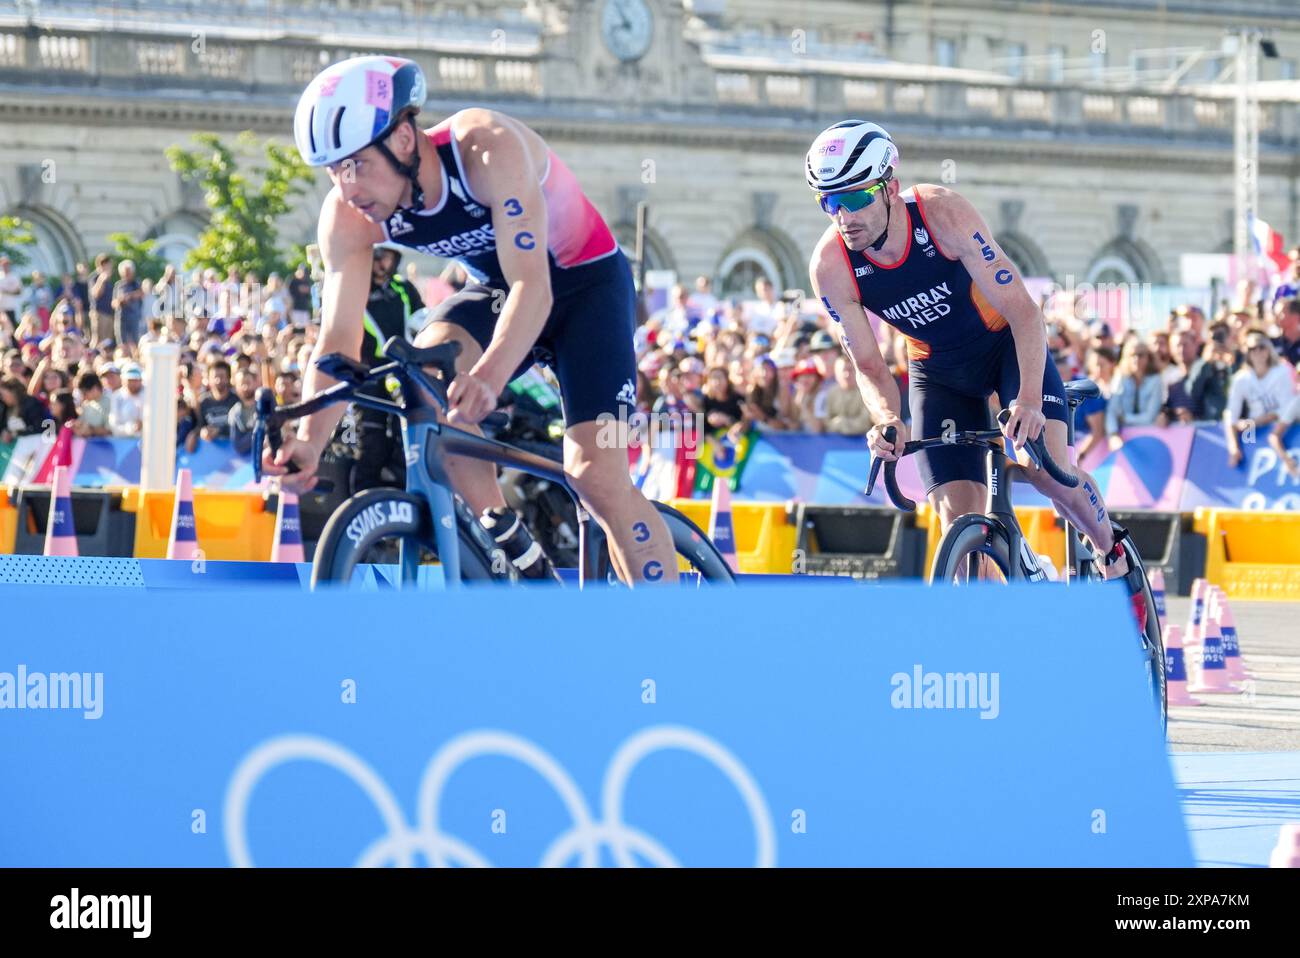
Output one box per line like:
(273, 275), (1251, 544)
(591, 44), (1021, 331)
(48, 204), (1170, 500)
(1, 438), (253, 490)
(5, 425), (1296, 510)
(1180, 422), (1300, 511)
(0, 583), (1188, 866)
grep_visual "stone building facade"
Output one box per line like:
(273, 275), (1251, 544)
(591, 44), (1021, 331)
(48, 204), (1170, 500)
(0, 0), (1296, 296)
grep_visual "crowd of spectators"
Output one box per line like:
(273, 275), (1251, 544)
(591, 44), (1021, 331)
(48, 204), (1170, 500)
(633, 258), (1300, 476)
(2, 244), (1299, 477)
(1, 251), (327, 452)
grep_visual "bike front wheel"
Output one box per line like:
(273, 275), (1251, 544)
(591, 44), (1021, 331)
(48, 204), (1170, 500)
(929, 513), (1013, 584)
(311, 488), (509, 588)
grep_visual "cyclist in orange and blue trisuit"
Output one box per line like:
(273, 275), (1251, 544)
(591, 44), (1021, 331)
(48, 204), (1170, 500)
(805, 120), (1146, 618)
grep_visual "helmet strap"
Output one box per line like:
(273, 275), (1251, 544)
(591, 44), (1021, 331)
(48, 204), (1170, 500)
(374, 114), (425, 213)
(868, 176), (893, 252)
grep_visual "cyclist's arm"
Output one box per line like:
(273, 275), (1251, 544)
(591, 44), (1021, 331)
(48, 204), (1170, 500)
(456, 110), (552, 394)
(923, 185), (1045, 410)
(294, 190), (382, 458)
(808, 233), (901, 423)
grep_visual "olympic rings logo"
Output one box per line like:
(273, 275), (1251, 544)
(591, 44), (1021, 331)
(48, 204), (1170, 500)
(224, 725), (777, 867)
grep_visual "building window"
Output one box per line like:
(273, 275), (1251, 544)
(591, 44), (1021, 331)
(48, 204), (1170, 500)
(717, 248), (782, 299)
(1005, 42), (1026, 80)
(11, 207), (84, 280)
(1047, 44), (1066, 83)
(935, 38), (956, 69)
(1090, 47), (1107, 83)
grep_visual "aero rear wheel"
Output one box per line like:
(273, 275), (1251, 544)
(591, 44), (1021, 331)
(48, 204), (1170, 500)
(311, 488), (507, 588)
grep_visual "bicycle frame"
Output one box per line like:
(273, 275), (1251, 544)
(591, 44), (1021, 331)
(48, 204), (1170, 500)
(279, 355), (624, 589)
(981, 399), (1094, 583)
(981, 449), (1036, 582)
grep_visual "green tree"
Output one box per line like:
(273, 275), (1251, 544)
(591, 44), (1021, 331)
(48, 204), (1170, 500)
(165, 131), (315, 279)
(0, 215), (36, 267)
(107, 232), (169, 283)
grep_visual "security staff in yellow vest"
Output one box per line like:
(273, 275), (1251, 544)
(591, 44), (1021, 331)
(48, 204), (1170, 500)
(353, 242), (426, 491)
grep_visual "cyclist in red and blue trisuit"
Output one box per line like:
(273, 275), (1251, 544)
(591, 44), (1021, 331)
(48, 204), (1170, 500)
(806, 120), (1145, 612)
(267, 55), (677, 583)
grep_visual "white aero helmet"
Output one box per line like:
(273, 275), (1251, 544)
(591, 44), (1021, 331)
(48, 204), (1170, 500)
(293, 55), (427, 168)
(804, 120), (899, 193)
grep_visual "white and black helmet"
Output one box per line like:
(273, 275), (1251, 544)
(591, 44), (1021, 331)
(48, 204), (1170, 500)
(294, 55), (430, 211)
(804, 120), (899, 193)
(294, 56), (426, 168)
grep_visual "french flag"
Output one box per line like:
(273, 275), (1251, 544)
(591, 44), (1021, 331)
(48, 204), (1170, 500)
(1250, 215), (1289, 275)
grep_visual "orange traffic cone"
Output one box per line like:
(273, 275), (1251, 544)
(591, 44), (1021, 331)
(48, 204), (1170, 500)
(43, 465), (78, 556)
(1270, 824), (1300, 868)
(708, 474), (737, 573)
(166, 468), (200, 561)
(271, 487), (305, 563)
(1163, 625), (1202, 707)
(1188, 605), (1233, 694)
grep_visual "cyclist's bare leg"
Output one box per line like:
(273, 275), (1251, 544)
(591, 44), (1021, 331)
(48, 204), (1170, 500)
(563, 419), (679, 585)
(1017, 420), (1128, 578)
(929, 479), (1000, 581)
(929, 480), (986, 531)
(411, 321), (508, 517)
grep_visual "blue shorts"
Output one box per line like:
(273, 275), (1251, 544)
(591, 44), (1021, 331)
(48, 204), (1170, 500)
(421, 251), (637, 428)
(908, 330), (1068, 496)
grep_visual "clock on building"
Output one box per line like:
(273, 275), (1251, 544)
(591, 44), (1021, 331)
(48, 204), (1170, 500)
(601, 0), (654, 63)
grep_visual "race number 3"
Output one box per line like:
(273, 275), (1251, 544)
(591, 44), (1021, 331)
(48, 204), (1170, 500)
(631, 522), (651, 543)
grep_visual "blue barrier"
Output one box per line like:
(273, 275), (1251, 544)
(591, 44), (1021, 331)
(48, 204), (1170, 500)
(0, 582), (1190, 866)
(6, 424), (1298, 507)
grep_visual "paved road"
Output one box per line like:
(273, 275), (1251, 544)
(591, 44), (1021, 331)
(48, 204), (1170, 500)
(1165, 598), (1300, 752)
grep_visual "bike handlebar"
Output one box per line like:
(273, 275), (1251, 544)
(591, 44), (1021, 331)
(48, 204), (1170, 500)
(865, 408), (1077, 513)
(251, 337), (461, 484)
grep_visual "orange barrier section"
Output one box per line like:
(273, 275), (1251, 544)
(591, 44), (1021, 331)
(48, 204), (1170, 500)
(666, 498), (798, 574)
(126, 488), (276, 561)
(1192, 508), (1300, 601)
(0, 486), (16, 554)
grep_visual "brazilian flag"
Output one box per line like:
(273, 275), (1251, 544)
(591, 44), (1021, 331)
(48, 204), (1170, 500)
(693, 429), (755, 495)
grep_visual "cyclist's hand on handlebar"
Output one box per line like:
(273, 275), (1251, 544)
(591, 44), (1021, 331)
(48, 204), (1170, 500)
(261, 431), (321, 493)
(1001, 400), (1046, 452)
(867, 417), (909, 461)
(446, 371), (499, 426)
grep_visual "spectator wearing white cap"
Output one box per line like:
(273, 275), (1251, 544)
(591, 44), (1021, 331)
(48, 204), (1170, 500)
(110, 361), (146, 436)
